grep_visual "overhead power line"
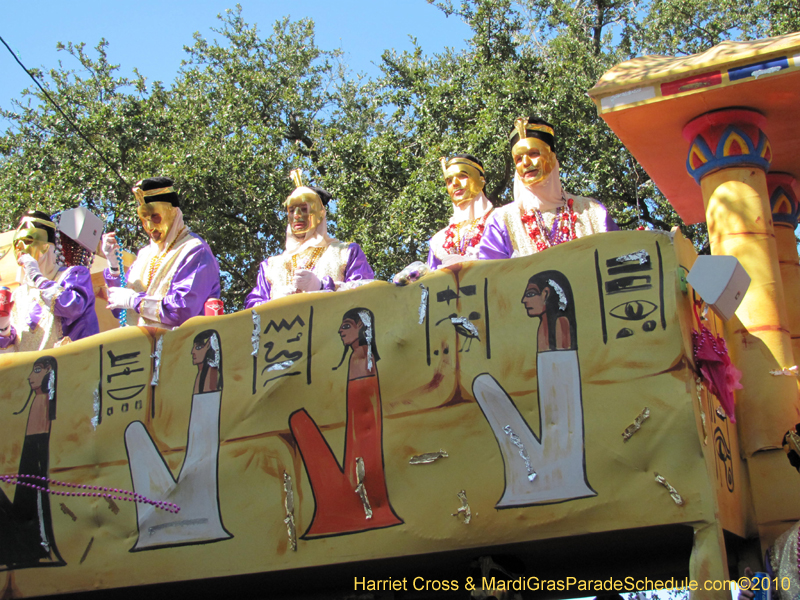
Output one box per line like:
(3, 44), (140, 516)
(0, 34), (130, 190)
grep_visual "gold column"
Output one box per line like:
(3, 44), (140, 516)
(768, 173), (800, 367)
(684, 109), (800, 456)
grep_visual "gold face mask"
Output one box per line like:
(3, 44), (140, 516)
(137, 201), (178, 246)
(13, 227), (50, 262)
(512, 138), (556, 187)
(444, 164), (485, 206)
(285, 189), (324, 238)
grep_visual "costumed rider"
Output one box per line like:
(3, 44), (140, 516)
(393, 154), (494, 285)
(0, 209), (100, 352)
(102, 177), (221, 329)
(244, 169), (374, 307)
(429, 154), (494, 269)
(477, 116), (617, 260)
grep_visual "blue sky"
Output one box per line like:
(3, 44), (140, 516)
(1, 0), (472, 114)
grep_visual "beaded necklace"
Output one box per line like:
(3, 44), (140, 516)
(146, 227), (186, 289)
(0, 473), (179, 513)
(116, 248), (127, 327)
(442, 211), (492, 255)
(287, 246), (325, 285)
(520, 194), (577, 252)
(791, 529), (800, 582)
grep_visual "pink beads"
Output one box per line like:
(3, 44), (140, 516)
(0, 474), (180, 513)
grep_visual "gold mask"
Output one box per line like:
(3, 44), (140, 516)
(285, 188), (324, 238)
(512, 138), (556, 187)
(13, 226), (51, 262)
(443, 163), (485, 206)
(137, 201), (178, 246)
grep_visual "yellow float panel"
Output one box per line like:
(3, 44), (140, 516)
(0, 230), (752, 596)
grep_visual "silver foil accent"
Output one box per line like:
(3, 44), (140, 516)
(150, 336), (163, 387)
(451, 490), (471, 525)
(267, 361), (294, 372)
(91, 383), (100, 430)
(251, 310), (261, 357)
(38, 491), (50, 551)
(47, 371), (55, 402)
(616, 249), (650, 265)
(696, 378), (708, 446)
(207, 333), (220, 368)
(418, 284), (429, 325)
(148, 518), (208, 535)
(354, 457), (373, 519)
(621, 407), (650, 441)
(503, 425), (536, 481)
(770, 366), (798, 376)
(654, 472), (684, 506)
(450, 317), (479, 340)
(358, 311), (374, 372)
(283, 472), (297, 552)
(409, 449), (448, 465)
(547, 279), (567, 311)
(753, 66), (782, 79)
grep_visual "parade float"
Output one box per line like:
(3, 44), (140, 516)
(0, 30), (799, 600)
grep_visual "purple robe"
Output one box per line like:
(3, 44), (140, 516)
(245, 242), (374, 308)
(0, 266), (99, 349)
(477, 214), (520, 261)
(477, 199), (618, 261)
(105, 235), (220, 328)
(426, 248), (442, 271)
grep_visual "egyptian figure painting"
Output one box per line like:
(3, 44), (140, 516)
(0, 231), (745, 598)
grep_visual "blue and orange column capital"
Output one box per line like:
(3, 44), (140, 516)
(768, 173), (799, 229)
(683, 108), (772, 185)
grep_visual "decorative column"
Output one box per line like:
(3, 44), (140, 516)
(683, 108), (799, 456)
(769, 173), (800, 366)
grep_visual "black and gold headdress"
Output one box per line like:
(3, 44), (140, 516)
(509, 117), (556, 151)
(439, 155), (485, 179)
(132, 177), (180, 207)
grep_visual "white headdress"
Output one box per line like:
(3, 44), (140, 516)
(548, 279), (568, 311)
(358, 310), (373, 371)
(207, 333), (220, 369)
(46, 370), (55, 401)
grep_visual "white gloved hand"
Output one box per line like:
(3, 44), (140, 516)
(107, 287), (141, 311)
(102, 232), (120, 272)
(17, 253), (43, 284)
(0, 314), (11, 337)
(441, 254), (469, 268)
(293, 269), (322, 292)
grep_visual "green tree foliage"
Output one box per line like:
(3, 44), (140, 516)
(0, 40), (170, 246)
(320, 0), (708, 274)
(0, 7), (344, 306)
(1, 1), (798, 308)
(317, 0), (551, 278)
(164, 8), (342, 301)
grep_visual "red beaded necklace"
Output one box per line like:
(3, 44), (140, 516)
(442, 211), (492, 255)
(520, 195), (577, 252)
